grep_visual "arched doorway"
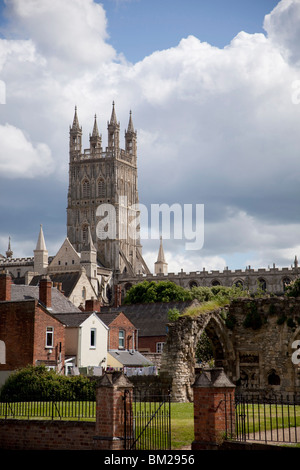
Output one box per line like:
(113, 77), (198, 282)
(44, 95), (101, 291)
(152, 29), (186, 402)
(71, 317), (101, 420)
(160, 310), (235, 402)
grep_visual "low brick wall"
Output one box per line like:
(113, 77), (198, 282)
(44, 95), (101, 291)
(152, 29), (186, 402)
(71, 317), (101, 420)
(0, 419), (95, 450)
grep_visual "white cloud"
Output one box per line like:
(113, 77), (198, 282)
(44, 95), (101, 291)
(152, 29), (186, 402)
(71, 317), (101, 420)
(1, 0), (300, 272)
(4, 0), (116, 72)
(0, 123), (54, 178)
(264, 0), (300, 66)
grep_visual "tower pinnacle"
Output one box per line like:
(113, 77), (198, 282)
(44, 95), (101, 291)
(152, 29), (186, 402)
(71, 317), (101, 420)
(71, 106), (81, 131)
(6, 237), (13, 259)
(154, 236), (168, 275)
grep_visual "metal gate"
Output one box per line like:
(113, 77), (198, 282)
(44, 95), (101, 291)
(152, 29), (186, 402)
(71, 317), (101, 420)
(123, 388), (171, 450)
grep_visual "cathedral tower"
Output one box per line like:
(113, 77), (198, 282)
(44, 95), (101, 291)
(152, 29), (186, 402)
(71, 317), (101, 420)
(67, 104), (150, 276)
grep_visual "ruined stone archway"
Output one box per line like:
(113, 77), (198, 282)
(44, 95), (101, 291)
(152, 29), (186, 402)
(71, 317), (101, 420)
(160, 308), (235, 402)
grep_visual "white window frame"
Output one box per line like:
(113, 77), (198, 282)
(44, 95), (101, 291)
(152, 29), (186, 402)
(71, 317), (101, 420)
(119, 329), (125, 349)
(90, 328), (96, 349)
(46, 326), (54, 348)
(156, 342), (165, 354)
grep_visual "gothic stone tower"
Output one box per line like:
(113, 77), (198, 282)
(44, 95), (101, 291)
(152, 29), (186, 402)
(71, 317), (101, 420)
(67, 103), (150, 276)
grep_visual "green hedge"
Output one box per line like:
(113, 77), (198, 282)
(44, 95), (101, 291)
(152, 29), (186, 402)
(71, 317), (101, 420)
(0, 365), (96, 401)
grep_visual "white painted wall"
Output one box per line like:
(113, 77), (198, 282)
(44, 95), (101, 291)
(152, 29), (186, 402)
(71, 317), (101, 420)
(77, 313), (108, 369)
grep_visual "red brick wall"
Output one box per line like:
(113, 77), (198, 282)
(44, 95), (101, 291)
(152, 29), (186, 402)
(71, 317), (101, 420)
(0, 420), (95, 450)
(0, 372), (133, 451)
(108, 312), (137, 350)
(137, 335), (166, 353)
(0, 273), (11, 301)
(0, 300), (65, 371)
(33, 304), (65, 367)
(0, 300), (35, 370)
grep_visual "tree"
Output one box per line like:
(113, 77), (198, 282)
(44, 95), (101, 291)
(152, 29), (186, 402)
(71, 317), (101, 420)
(124, 280), (192, 304)
(195, 331), (214, 364)
(285, 278), (300, 298)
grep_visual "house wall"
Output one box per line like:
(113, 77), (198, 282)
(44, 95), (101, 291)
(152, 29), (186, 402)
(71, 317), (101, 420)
(108, 312), (137, 350)
(78, 314), (107, 368)
(65, 327), (78, 356)
(106, 352), (123, 369)
(33, 305), (65, 368)
(138, 335), (166, 353)
(0, 300), (35, 371)
(0, 299), (65, 378)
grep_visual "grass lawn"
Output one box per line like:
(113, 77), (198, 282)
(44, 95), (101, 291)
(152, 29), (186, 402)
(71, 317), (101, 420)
(170, 402), (194, 449)
(236, 402), (300, 435)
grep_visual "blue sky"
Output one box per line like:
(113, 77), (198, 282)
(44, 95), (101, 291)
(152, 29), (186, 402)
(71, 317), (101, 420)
(100, 0), (279, 62)
(0, 0), (300, 275)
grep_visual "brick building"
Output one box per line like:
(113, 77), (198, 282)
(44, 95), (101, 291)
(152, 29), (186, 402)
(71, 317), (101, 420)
(0, 272), (69, 385)
(99, 311), (137, 351)
(101, 300), (197, 354)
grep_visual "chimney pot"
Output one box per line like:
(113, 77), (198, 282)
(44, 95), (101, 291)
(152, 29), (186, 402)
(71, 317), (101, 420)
(85, 298), (101, 312)
(39, 276), (52, 308)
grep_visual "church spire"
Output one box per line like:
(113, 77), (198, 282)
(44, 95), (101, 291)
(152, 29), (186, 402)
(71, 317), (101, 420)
(127, 110), (135, 133)
(154, 236), (168, 275)
(34, 225), (48, 274)
(72, 106), (80, 131)
(92, 114), (99, 137)
(110, 101), (117, 125)
(6, 237), (13, 259)
(107, 101), (120, 152)
(35, 224), (47, 251)
(157, 236), (166, 263)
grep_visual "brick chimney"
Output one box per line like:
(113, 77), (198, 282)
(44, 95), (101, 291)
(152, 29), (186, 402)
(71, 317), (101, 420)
(85, 298), (101, 312)
(39, 276), (52, 308)
(0, 270), (12, 301)
(114, 285), (122, 308)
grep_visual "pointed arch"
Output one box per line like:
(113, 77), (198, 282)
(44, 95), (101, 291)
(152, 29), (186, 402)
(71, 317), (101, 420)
(98, 178), (105, 198)
(82, 179), (90, 198)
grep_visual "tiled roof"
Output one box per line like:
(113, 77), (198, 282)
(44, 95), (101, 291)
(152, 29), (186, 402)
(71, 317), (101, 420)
(108, 349), (153, 367)
(98, 312), (121, 327)
(53, 312), (108, 328)
(101, 300), (198, 336)
(10, 284), (81, 314)
(29, 272), (82, 297)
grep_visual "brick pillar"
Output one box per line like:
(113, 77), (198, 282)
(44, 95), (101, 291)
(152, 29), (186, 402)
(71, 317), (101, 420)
(94, 371), (133, 450)
(192, 368), (235, 450)
(0, 270), (12, 301)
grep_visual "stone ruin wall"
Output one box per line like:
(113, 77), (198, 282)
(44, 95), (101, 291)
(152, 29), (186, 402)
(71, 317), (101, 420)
(160, 297), (300, 402)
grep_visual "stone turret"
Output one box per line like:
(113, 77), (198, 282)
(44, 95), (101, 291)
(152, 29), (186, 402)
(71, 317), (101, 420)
(34, 225), (48, 274)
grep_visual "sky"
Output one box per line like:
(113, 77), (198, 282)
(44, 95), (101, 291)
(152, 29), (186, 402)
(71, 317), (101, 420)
(0, 0), (300, 275)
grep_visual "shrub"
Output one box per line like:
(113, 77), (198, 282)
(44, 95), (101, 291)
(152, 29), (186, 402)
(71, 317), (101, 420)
(0, 365), (96, 401)
(167, 308), (180, 322)
(285, 278), (300, 298)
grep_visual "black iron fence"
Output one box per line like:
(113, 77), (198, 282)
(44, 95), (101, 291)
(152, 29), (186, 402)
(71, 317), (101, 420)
(233, 394), (300, 444)
(123, 388), (171, 450)
(0, 386), (96, 421)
